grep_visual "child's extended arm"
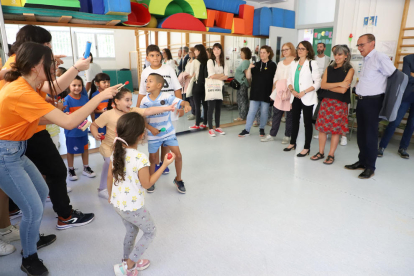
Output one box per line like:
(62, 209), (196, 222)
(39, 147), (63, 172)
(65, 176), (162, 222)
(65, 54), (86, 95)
(90, 122), (104, 140)
(131, 103), (177, 117)
(179, 100), (192, 113)
(138, 153), (176, 189)
(107, 161), (113, 202)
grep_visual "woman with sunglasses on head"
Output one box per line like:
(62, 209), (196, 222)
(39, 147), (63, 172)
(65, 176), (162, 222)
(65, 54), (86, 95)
(284, 41), (321, 156)
(311, 45), (354, 164)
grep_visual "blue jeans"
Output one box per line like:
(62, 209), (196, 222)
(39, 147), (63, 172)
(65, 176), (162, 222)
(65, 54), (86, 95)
(245, 101), (270, 131)
(379, 101), (414, 150)
(0, 140), (48, 257)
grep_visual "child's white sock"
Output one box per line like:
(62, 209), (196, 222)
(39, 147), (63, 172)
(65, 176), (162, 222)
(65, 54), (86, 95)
(69, 167), (74, 170)
(84, 165), (89, 168)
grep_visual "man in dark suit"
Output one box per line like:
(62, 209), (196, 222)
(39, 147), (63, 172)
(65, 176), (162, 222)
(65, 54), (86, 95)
(177, 46), (189, 75)
(378, 54), (414, 159)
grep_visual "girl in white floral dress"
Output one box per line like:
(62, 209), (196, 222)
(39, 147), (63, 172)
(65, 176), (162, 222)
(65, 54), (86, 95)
(108, 112), (175, 276)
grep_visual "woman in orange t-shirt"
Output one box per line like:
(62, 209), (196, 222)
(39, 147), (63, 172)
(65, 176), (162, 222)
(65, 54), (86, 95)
(0, 25), (93, 254)
(0, 42), (121, 275)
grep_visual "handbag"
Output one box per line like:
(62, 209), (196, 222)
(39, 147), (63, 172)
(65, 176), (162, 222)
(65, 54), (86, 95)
(186, 76), (195, 98)
(205, 78), (224, 101)
(230, 78), (241, 90)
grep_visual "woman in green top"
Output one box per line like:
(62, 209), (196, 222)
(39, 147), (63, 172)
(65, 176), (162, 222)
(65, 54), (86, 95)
(234, 47), (252, 121)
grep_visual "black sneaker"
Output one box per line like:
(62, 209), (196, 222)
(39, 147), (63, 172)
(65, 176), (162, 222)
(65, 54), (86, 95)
(82, 166), (96, 178)
(238, 129), (250, 137)
(147, 185), (155, 193)
(21, 234), (56, 255)
(378, 147), (384, 157)
(174, 178), (186, 194)
(259, 129), (265, 137)
(21, 253), (48, 276)
(398, 148), (409, 159)
(56, 210), (95, 230)
(68, 168), (78, 181)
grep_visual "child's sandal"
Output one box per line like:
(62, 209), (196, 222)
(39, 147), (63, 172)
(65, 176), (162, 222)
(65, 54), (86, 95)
(311, 152), (325, 161)
(323, 155), (335, 165)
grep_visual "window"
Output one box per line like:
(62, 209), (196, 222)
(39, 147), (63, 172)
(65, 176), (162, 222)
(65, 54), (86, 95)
(76, 32), (96, 58)
(75, 31), (115, 59)
(50, 31), (72, 57)
(96, 34), (115, 58)
(4, 24), (19, 45)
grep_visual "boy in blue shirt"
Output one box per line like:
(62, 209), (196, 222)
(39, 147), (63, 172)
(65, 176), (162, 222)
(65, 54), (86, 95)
(140, 73), (191, 193)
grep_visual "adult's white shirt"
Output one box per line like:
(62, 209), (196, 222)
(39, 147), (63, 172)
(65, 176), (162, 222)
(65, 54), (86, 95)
(356, 49), (395, 96)
(85, 62), (103, 83)
(315, 55), (330, 77)
(287, 59), (321, 106)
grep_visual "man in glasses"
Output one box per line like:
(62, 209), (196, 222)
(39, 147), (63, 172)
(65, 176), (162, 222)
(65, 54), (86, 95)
(345, 34), (395, 179)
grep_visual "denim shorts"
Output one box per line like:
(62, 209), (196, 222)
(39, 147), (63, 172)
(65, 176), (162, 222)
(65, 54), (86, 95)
(147, 135), (179, 154)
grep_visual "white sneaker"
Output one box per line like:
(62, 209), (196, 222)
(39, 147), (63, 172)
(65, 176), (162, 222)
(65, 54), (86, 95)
(313, 135), (319, 139)
(0, 225), (20, 243)
(68, 168), (78, 181)
(9, 210), (22, 220)
(215, 128), (226, 135)
(340, 136), (348, 146)
(261, 135), (274, 142)
(98, 189), (109, 200)
(282, 136), (290, 144)
(82, 166), (96, 178)
(281, 117), (286, 123)
(0, 240), (15, 256)
(208, 129), (216, 137)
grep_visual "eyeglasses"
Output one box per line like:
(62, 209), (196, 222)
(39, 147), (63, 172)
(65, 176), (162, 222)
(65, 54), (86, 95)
(356, 42), (369, 48)
(281, 49), (290, 52)
(296, 47), (306, 51)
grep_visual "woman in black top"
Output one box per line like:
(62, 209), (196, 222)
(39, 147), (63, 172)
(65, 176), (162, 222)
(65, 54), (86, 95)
(238, 45), (277, 137)
(311, 45), (354, 164)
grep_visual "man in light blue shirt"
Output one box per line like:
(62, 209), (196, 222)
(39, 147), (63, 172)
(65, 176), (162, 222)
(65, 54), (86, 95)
(345, 34), (396, 179)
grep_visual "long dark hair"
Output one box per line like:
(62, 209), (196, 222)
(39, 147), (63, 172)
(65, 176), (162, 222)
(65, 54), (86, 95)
(163, 48), (173, 60)
(194, 44), (208, 64)
(295, 41), (315, 61)
(211, 43), (224, 68)
(112, 112), (146, 185)
(5, 42), (57, 99)
(9, 25), (52, 56)
(90, 73), (110, 99)
(107, 87), (131, 110)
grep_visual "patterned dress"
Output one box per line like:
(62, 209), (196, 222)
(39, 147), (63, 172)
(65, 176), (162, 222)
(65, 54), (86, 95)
(315, 66), (351, 135)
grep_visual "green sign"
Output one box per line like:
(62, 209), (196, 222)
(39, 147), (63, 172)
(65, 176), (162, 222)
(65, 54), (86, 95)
(313, 27), (333, 57)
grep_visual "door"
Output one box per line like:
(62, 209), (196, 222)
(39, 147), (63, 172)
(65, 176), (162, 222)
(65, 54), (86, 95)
(269, 26), (298, 63)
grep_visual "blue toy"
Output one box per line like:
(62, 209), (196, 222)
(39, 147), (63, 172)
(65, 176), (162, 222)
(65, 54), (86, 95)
(84, 41), (92, 59)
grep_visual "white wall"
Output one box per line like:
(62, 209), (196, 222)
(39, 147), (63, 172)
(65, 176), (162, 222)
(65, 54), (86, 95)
(245, 0), (295, 10)
(334, 0), (410, 61)
(296, 0), (336, 26)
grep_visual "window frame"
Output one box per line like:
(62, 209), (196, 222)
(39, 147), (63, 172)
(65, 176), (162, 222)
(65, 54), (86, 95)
(73, 31), (116, 60)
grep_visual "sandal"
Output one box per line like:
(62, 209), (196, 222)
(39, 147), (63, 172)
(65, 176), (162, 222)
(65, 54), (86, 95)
(234, 118), (244, 121)
(311, 152), (325, 161)
(323, 155), (335, 165)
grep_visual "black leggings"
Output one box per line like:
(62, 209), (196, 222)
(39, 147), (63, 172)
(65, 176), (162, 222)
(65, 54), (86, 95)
(207, 100), (223, 129)
(290, 98), (314, 150)
(25, 130), (73, 218)
(192, 84), (208, 126)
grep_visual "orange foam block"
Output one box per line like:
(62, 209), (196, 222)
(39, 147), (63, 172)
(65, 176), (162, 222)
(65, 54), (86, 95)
(232, 18), (245, 34)
(203, 9), (218, 27)
(239, 4), (254, 35)
(217, 11), (234, 29)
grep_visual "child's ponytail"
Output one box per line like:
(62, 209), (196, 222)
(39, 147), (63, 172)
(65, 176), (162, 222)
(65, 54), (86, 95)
(89, 78), (97, 100)
(112, 112), (146, 185)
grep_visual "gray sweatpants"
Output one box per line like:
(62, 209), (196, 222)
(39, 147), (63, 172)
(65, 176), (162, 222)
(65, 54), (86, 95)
(115, 206), (156, 262)
(270, 106), (293, 137)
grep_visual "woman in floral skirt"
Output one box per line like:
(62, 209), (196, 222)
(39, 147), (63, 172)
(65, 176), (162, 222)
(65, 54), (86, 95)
(311, 45), (354, 164)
